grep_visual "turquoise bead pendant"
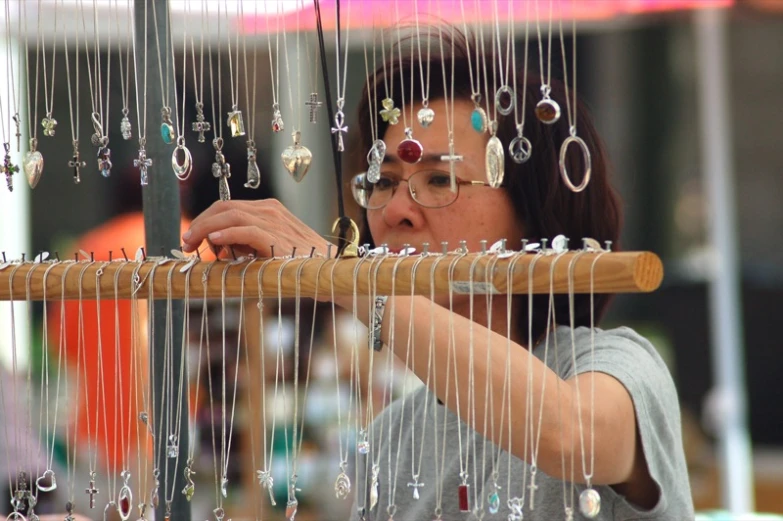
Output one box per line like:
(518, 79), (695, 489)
(471, 107), (487, 133)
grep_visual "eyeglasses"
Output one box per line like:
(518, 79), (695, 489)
(351, 170), (491, 210)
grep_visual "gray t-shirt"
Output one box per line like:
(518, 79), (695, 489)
(350, 326), (694, 521)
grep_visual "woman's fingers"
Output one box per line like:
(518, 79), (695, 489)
(183, 207), (259, 252)
(206, 225), (277, 257)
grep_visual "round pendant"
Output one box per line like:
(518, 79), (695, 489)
(417, 106), (435, 128)
(160, 123), (175, 144)
(23, 150), (44, 189)
(535, 98), (561, 125)
(579, 488), (601, 518)
(485, 135), (505, 188)
(281, 144), (313, 182)
(509, 135), (532, 164)
(171, 145), (193, 180)
(495, 85), (515, 116)
(397, 137), (423, 164)
(471, 107), (488, 133)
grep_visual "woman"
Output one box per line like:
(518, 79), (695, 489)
(182, 31), (694, 521)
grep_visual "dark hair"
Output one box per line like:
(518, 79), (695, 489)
(347, 26), (623, 344)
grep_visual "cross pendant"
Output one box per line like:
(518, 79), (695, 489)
(85, 479), (99, 509)
(440, 142), (464, 192)
(528, 473), (539, 510)
(192, 114), (211, 143)
(133, 148), (153, 186)
(331, 111), (348, 152)
(305, 93), (323, 124)
(12, 114), (21, 151)
(68, 151), (87, 185)
(407, 480), (425, 500)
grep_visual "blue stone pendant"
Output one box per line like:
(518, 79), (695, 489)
(471, 107), (487, 133)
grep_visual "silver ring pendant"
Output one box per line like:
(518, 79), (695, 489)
(495, 86), (515, 116)
(171, 144), (193, 181)
(509, 135), (532, 164)
(559, 135), (592, 193)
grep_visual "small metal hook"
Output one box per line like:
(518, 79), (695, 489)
(121, 248), (129, 261)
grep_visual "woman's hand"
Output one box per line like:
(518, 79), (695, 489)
(181, 199), (334, 259)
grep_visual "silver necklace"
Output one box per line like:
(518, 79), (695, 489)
(189, 0), (211, 143)
(280, 0), (313, 183)
(558, 13), (592, 193)
(207, 1), (231, 201)
(242, 0), (260, 188)
(169, 0), (193, 181)
(534, 0), (561, 124)
(116, 0), (132, 140)
(509, 0), (532, 165)
(41, 0), (59, 139)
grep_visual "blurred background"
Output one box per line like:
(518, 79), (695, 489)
(0, 0), (781, 520)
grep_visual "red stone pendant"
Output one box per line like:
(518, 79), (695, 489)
(458, 484), (470, 512)
(397, 127), (423, 164)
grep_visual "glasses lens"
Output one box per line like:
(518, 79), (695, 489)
(409, 170), (458, 208)
(351, 173), (391, 209)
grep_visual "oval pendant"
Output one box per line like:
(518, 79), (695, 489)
(579, 488), (601, 518)
(171, 145), (193, 180)
(559, 134), (592, 193)
(281, 143), (313, 182)
(471, 107), (488, 133)
(509, 135), (532, 164)
(417, 106), (435, 128)
(160, 123), (175, 144)
(485, 135), (505, 188)
(535, 98), (561, 125)
(23, 150), (44, 189)
(488, 491), (500, 514)
(495, 85), (515, 116)
(118, 486), (132, 521)
(334, 472), (351, 499)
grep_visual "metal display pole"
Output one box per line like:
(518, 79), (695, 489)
(134, 1), (190, 521)
(694, 7), (754, 515)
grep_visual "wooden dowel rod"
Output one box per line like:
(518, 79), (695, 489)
(0, 251), (663, 301)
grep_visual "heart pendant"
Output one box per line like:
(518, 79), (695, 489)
(23, 150), (44, 188)
(280, 144), (313, 182)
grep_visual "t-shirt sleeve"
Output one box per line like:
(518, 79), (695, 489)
(567, 326), (695, 520)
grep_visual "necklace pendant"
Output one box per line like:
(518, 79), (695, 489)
(507, 497), (524, 521)
(535, 97), (561, 125)
(133, 147), (152, 186)
(485, 135), (505, 188)
(458, 484), (470, 512)
(331, 109), (348, 152)
(579, 488), (601, 518)
(160, 107), (175, 144)
(509, 135), (532, 164)
(285, 499), (298, 521)
(120, 112), (133, 140)
(85, 473), (99, 509)
(41, 115), (57, 137)
(369, 465), (380, 511)
(212, 145), (232, 201)
(192, 104), (211, 142)
(495, 85), (515, 116)
(257, 470), (276, 506)
(36, 470), (57, 493)
(356, 427), (371, 454)
(97, 145), (113, 178)
(407, 479), (424, 500)
(487, 485), (501, 514)
(280, 131), (313, 182)
(244, 141), (260, 188)
(23, 147), (44, 189)
(564, 506), (574, 521)
(182, 467), (196, 502)
(13, 114), (21, 151)
(397, 128), (423, 164)
(118, 488), (132, 521)
(305, 92), (323, 124)
(172, 139), (193, 181)
(334, 471), (351, 499)
(271, 105), (285, 133)
(166, 434), (179, 458)
(527, 472), (539, 510)
(228, 107), (246, 137)
(471, 106), (488, 133)
(380, 98), (400, 125)
(417, 105), (435, 128)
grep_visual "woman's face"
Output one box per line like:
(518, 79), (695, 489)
(367, 98), (524, 254)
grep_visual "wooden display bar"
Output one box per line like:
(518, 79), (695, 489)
(0, 251), (663, 301)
